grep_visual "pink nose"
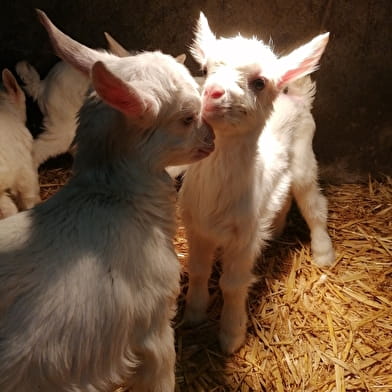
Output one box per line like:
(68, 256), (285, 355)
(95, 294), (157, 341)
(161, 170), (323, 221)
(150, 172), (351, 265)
(204, 85), (225, 99)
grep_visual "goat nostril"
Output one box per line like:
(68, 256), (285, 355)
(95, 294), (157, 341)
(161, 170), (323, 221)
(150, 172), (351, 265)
(205, 86), (225, 99)
(210, 88), (224, 99)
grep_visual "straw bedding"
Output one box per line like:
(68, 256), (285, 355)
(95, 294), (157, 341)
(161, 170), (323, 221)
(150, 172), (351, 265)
(38, 164), (392, 392)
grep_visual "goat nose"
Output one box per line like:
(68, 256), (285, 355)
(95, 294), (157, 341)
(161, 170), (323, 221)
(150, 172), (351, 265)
(204, 85), (225, 99)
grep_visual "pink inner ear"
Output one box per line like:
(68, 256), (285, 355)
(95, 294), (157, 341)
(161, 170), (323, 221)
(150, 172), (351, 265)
(277, 69), (301, 89)
(277, 34), (329, 89)
(277, 57), (317, 89)
(92, 61), (146, 116)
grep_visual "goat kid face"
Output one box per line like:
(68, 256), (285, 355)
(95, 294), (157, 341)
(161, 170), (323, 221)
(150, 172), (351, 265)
(191, 13), (329, 135)
(37, 10), (214, 169)
(200, 51), (278, 133)
(96, 55), (215, 168)
(146, 82), (215, 167)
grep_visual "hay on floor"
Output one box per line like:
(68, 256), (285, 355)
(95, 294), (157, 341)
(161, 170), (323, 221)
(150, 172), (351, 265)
(39, 166), (392, 392)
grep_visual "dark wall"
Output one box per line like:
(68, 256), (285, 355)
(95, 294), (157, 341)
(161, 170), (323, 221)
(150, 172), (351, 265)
(1, 0), (391, 182)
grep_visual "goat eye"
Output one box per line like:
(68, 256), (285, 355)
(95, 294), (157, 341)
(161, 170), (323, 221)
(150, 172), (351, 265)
(201, 66), (208, 76)
(252, 77), (266, 91)
(183, 116), (195, 125)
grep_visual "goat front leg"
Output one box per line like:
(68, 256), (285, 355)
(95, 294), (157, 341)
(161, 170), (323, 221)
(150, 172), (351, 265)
(292, 179), (334, 267)
(130, 322), (176, 392)
(183, 229), (216, 325)
(219, 248), (255, 354)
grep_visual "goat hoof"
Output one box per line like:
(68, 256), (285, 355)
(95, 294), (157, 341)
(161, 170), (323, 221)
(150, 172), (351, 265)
(311, 232), (335, 267)
(312, 246), (335, 267)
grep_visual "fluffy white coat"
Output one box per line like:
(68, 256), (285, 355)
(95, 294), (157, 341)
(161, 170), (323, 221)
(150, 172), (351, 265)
(0, 10), (214, 392)
(16, 58), (91, 168)
(16, 34), (189, 172)
(180, 13), (334, 354)
(0, 69), (40, 218)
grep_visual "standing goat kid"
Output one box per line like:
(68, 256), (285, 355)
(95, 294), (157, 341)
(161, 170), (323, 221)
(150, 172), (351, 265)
(0, 10), (214, 392)
(180, 13), (333, 354)
(0, 69), (40, 218)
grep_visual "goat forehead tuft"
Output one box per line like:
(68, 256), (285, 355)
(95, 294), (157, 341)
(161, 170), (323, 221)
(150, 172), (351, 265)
(206, 36), (278, 77)
(180, 94), (201, 112)
(113, 52), (196, 85)
(89, 52), (201, 125)
(102, 52), (199, 110)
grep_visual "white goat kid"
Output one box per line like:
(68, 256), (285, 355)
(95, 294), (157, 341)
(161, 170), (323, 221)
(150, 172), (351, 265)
(0, 69), (40, 218)
(0, 10), (214, 392)
(180, 13), (333, 354)
(16, 33), (187, 171)
(16, 58), (90, 168)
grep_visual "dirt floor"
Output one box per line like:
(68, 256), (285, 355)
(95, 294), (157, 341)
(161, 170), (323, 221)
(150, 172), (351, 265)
(39, 163), (392, 392)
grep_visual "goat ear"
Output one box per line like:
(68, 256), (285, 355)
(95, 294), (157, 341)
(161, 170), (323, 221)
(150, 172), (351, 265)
(91, 61), (150, 117)
(176, 53), (187, 64)
(276, 32), (329, 89)
(36, 9), (102, 75)
(190, 12), (216, 65)
(2, 69), (24, 102)
(104, 32), (131, 57)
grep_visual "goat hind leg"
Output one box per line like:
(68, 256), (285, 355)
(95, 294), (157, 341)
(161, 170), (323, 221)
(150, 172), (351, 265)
(33, 120), (76, 168)
(15, 61), (42, 100)
(292, 179), (334, 267)
(272, 194), (292, 238)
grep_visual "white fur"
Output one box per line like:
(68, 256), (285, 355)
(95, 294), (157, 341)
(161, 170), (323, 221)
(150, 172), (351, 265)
(16, 60), (90, 168)
(0, 10), (214, 392)
(180, 13), (334, 354)
(0, 69), (40, 218)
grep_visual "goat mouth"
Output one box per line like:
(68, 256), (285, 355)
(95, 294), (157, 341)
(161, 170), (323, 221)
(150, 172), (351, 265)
(203, 104), (247, 120)
(203, 101), (247, 115)
(202, 107), (226, 124)
(203, 103), (225, 114)
(193, 144), (215, 160)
